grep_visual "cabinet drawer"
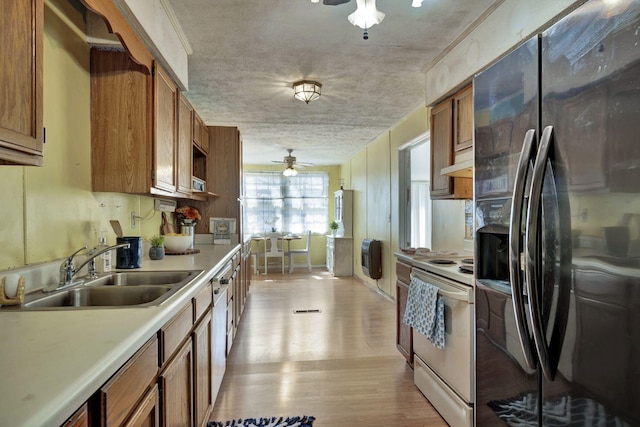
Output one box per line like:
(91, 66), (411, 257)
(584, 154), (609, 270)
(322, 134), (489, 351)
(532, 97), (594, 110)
(193, 281), (213, 323)
(396, 260), (411, 284)
(98, 336), (158, 427)
(160, 302), (193, 364)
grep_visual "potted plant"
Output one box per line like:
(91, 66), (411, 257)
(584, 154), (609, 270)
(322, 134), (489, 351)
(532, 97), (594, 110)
(329, 220), (339, 237)
(149, 235), (165, 260)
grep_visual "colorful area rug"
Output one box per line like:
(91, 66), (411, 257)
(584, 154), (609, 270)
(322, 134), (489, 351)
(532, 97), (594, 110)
(208, 415), (315, 427)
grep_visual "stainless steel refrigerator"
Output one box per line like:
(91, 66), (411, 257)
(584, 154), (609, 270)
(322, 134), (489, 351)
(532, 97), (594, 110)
(473, 0), (640, 425)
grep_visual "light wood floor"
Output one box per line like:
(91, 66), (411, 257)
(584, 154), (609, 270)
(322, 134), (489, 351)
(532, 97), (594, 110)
(210, 269), (448, 427)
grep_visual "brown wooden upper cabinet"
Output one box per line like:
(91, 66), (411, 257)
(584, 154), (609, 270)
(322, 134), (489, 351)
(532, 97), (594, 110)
(177, 94), (195, 196)
(430, 84), (473, 199)
(193, 113), (209, 155)
(0, 0), (44, 166)
(90, 49), (202, 200)
(454, 86), (473, 152)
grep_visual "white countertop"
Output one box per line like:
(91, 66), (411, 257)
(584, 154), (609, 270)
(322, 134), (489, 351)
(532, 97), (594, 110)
(0, 244), (240, 427)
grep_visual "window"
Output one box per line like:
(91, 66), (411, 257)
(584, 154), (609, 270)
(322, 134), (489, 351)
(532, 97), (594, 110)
(398, 132), (431, 249)
(243, 172), (329, 234)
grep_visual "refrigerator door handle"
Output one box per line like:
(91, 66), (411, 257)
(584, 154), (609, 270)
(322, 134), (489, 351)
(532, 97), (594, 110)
(509, 128), (538, 371)
(525, 125), (555, 380)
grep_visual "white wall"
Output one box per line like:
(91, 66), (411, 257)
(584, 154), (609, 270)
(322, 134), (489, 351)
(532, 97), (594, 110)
(425, 0), (583, 104)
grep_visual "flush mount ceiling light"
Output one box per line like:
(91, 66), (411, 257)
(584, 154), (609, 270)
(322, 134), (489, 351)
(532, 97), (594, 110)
(283, 166), (298, 177)
(348, 0), (385, 40)
(411, 0), (423, 6)
(292, 80), (322, 103)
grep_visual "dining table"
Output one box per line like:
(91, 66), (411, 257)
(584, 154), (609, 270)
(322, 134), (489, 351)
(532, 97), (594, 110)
(250, 232), (301, 274)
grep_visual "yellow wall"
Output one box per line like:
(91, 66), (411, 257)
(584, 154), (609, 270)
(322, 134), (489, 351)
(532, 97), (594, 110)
(0, 0), (162, 272)
(341, 105), (430, 297)
(242, 164), (342, 266)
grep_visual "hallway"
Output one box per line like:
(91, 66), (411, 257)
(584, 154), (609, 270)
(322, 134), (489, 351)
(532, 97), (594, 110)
(210, 270), (448, 426)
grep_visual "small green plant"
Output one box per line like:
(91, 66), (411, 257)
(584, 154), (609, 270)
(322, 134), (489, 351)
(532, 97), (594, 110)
(329, 220), (339, 231)
(149, 235), (165, 247)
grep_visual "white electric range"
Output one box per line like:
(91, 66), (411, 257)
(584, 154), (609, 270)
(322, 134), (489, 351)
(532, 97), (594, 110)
(398, 251), (475, 427)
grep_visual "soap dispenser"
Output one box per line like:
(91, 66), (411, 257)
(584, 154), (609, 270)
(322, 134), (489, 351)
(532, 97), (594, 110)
(96, 231), (112, 273)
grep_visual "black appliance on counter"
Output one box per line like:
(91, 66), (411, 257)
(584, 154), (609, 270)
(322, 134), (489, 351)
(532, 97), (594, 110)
(474, 0), (640, 425)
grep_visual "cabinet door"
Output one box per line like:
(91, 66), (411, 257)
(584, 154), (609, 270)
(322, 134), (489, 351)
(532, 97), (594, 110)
(90, 49), (151, 194)
(177, 93), (194, 195)
(98, 337), (158, 427)
(159, 338), (193, 427)
(454, 85), (473, 152)
(193, 113), (209, 154)
(124, 384), (159, 427)
(193, 312), (213, 427)
(154, 64), (178, 193)
(430, 99), (454, 198)
(0, 0), (44, 166)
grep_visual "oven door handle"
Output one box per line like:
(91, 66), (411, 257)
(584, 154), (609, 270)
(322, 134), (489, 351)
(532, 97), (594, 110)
(438, 287), (472, 303)
(509, 128), (538, 371)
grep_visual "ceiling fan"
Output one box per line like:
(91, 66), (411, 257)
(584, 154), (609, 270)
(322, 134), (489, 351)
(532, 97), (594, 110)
(321, 0), (351, 4)
(272, 149), (314, 176)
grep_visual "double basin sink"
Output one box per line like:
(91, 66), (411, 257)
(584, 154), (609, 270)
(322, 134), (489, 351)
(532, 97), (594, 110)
(2, 270), (202, 310)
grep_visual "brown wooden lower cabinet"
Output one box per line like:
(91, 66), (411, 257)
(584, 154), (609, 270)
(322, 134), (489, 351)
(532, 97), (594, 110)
(159, 338), (193, 427)
(66, 247), (246, 427)
(124, 384), (160, 427)
(193, 311), (213, 427)
(63, 403), (89, 427)
(96, 337), (159, 427)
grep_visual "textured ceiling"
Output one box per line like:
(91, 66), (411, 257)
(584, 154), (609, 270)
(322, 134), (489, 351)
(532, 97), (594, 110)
(167, 0), (495, 166)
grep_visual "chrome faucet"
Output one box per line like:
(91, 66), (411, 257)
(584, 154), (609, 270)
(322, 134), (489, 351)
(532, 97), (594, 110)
(47, 243), (130, 292)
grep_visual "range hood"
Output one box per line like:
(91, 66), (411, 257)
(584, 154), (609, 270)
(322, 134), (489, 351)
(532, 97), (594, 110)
(441, 149), (473, 178)
(441, 159), (473, 178)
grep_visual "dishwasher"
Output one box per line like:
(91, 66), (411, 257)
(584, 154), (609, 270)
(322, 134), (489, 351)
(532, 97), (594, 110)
(211, 260), (233, 397)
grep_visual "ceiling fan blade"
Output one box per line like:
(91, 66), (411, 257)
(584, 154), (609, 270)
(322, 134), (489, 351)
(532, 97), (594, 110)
(323, 0), (350, 5)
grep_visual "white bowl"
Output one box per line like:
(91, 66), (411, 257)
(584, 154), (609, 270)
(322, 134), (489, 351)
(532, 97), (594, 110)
(163, 235), (192, 252)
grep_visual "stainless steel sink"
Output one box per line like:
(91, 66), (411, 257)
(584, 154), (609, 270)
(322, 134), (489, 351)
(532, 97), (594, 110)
(24, 285), (173, 308)
(2, 270), (202, 310)
(85, 271), (198, 287)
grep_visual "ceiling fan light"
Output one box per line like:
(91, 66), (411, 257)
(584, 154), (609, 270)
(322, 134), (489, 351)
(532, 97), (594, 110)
(292, 80), (322, 103)
(283, 166), (298, 177)
(348, 0), (385, 29)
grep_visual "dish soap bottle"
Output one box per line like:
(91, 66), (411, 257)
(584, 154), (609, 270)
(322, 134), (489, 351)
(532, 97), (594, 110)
(96, 231), (112, 274)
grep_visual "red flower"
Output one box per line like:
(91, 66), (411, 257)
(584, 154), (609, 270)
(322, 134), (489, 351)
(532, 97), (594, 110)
(176, 206), (201, 221)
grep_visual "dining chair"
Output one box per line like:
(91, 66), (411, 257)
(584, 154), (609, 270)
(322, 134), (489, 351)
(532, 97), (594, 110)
(264, 235), (285, 274)
(288, 230), (312, 273)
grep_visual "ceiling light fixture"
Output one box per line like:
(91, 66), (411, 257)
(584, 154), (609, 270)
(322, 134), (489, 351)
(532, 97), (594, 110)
(411, 0), (423, 7)
(283, 166), (298, 177)
(348, 0), (385, 40)
(292, 80), (322, 103)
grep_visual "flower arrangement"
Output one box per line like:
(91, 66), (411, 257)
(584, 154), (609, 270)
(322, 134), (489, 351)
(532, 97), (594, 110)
(264, 216), (279, 232)
(176, 206), (201, 224)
